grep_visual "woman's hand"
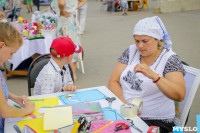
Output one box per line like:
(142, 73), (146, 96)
(23, 101), (35, 114)
(62, 84), (79, 91)
(134, 64), (158, 80)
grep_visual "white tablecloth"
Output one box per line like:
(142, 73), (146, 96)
(9, 35), (55, 70)
(4, 86), (149, 133)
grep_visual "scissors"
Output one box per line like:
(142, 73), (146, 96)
(112, 122), (130, 132)
(127, 119), (143, 133)
(105, 97), (116, 107)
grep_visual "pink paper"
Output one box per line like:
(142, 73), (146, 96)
(72, 110), (99, 114)
(89, 120), (131, 133)
(29, 113), (37, 118)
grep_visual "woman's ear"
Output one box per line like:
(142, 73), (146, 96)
(0, 42), (5, 49)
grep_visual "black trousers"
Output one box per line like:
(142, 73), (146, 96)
(36, 0), (40, 11)
(142, 119), (175, 133)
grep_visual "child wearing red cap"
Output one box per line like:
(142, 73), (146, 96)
(33, 37), (82, 95)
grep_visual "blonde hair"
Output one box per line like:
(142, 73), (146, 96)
(0, 22), (23, 47)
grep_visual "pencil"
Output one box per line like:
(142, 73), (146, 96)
(14, 104), (21, 109)
(93, 121), (114, 133)
(30, 99), (44, 101)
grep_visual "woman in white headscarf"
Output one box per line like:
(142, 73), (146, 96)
(54, 0), (86, 81)
(108, 16), (186, 132)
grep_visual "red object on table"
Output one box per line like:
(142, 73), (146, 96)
(147, 126), (159, 133)
(113, 123), (130, 132)
(23, 19), (28, 24)
(33, 22), (38, 27)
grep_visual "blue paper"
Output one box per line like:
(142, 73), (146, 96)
(103, 107), (126, 121)
(59, 89), (106, 104)
(197, 115), (200, 133)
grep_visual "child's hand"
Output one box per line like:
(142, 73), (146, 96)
(24, 101), (35, 114)
(14, 95), (30, 107)
(62, 84), (79, 91)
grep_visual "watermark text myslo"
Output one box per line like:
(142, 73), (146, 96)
(173, 126), (197, 132)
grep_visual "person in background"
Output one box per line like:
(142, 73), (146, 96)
(36, 0), (39, 11)
(25, 0), (32, 13)
(108, 16), (186, 133)
(0, 0), (6, 10)
(2, 0), (12, 19)
(120, 0), (128, 15)
(107, 0), (115, 13)
(34, 37), (82, 95)
(0, 12), (5, 20)
(77, 1), (87, 35)
(54, 0), (86, 82)
(0, 22), (35, 133)
(0, 11), (7, 22)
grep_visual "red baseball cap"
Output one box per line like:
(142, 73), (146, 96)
(50, 37), (82, 58)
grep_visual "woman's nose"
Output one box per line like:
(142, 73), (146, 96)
(137, 42), (144, 48)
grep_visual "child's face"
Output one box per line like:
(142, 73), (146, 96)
(0, 42), (20, 65)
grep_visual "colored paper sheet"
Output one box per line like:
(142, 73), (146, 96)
(197, 115), (200, 133)
(17, 117), (52, 133)
(103, 107), (126, 121)
(44, 106), (73, 130)
(23, 97), (59, 118)
(59, 89), (106, 104)
(89, 120), (131, 133)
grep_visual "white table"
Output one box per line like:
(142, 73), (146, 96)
(9, 34), (55, 70)
(4, 86), (149, 133)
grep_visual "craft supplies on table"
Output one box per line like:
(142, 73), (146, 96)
(120, 98), (143, 119)
(70, 102), (104, 123)
(58, 89), (106, 104)
(89, 119), (131, 133)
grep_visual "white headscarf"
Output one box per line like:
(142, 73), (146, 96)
(133, 16), (172, 49)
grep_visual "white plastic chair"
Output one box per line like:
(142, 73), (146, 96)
(76, 48), (85, 74)
(174, 65), (200, 127)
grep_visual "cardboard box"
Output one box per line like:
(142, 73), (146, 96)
(153, 8), (160, 13)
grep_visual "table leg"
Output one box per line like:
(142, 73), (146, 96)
(3, 63), (28, 80)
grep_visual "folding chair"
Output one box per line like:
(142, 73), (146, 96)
(77, 48), (85, 74)
(174, 65), (200, 126)
(27, 54), (51, 96)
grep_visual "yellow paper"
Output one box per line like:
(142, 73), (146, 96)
(23, 97), (59, 118)
(44, 106), (73, 130)
(17, 117), (52, 133)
